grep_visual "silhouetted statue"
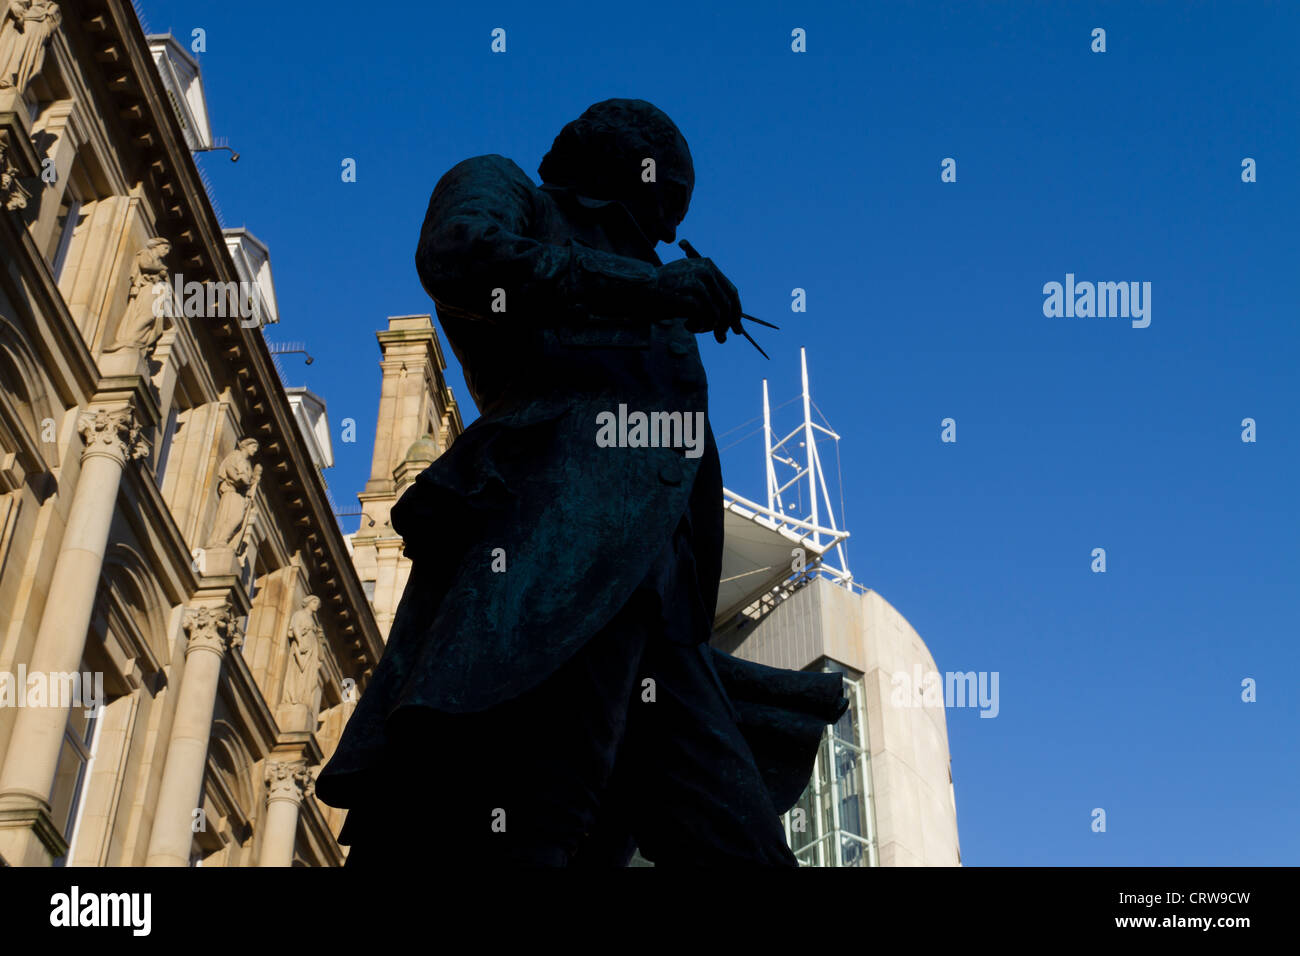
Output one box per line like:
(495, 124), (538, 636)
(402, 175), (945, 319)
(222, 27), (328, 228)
(317, 98), (846, 866)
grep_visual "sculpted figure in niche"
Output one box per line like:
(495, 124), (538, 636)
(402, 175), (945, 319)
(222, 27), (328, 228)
(282, 596), (323, 709)
(0, 0), (61, 95)
(205, 438), (261, 549)
(107, 238), (174, 355)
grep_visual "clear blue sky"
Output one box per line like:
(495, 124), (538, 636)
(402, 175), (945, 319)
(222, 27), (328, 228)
(143, 0), (1299, 865)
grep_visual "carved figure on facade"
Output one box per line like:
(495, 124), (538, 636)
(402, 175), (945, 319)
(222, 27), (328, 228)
(107, 238), (174, 356)
(0, 0), (61, 95)
(205, 437), (261, 550)
(282, 595), (322, 710)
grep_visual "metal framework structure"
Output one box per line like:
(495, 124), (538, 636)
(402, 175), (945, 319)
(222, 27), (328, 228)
(716, 347), (867, 629)
(761, 348), (852, 586)
(718, 350), (880, 866)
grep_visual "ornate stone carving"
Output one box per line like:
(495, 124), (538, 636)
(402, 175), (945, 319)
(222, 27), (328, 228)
(0, 1), (61, 96)
(106, 238), (173, 357)
(77, 405), (149, 463)
(183, 601), (241, 657)
(0, 143), (30, 211)
(282, 595), (322, 708)
(204, 438), (261, 550)
(265, 761), (314, 803)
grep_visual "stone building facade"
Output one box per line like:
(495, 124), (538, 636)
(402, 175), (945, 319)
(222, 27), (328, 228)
(0, 1), (386, 866)
(349, 315), (462, 641)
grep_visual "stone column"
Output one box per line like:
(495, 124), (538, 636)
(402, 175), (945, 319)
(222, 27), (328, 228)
(259, 762), (313, 866)
(371, 537), (407, 639)
(144, 600), (241, 866)
(0, 404), (147, 866)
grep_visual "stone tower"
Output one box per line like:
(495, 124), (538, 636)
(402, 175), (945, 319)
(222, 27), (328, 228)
(350, 315), (463, 638)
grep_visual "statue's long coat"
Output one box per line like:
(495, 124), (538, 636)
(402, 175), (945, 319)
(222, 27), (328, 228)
(316, 154), (844, 815)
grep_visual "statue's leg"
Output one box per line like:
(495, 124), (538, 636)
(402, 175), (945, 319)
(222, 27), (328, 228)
(615, 638), (798, 867)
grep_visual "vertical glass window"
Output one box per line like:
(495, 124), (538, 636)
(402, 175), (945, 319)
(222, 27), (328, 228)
(50, 668), (100, 867)
(782, 660), (878, 867)
(154, 405), (180, 483)
(50, 193), (83, 283)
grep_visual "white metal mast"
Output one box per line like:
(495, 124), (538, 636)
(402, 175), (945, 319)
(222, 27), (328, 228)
(761, 348), (852, 585)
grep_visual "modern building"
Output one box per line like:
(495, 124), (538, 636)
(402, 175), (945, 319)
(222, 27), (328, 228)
(707, 353), (961, 866)
(713, 579), (961, 866)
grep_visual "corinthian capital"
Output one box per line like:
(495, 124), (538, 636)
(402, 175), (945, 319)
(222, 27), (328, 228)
(77, 405), (149, 463)
(183, 601), (242, 657)
(0, 146), (30, 211)
(265, 761), (315, 803)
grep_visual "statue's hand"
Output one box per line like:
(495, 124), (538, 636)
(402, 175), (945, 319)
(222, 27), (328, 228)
(653, 258), (744, 344)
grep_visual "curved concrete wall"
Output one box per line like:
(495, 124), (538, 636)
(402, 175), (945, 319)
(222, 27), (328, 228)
(716, 577), (961, 866)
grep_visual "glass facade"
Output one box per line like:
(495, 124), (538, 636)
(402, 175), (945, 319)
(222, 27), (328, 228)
(783, 660), (878, 866)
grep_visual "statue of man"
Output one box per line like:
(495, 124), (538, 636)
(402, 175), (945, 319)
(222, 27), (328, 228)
(205, 438), (260, 549)
(282, 596), (322, 710)
(317, 99), (846, 867)
(107, 238), (173, 355)
(0, 1), (61, 95)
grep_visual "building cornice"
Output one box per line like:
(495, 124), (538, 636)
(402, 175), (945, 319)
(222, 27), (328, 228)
(82, 0), (384, 678)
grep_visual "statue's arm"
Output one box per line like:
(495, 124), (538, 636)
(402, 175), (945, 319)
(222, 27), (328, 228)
(415, 153), (662, 326)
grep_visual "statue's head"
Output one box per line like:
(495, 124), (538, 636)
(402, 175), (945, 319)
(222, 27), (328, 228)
(304, 595), (321, 612)
(148, 237), (171, 256)
(239, 438), (259, 456)
(539, 98), (694, 245)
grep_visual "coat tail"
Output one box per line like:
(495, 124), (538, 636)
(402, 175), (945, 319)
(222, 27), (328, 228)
(706, 648), (849, 813)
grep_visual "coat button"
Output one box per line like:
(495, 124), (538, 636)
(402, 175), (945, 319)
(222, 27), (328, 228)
(658, 461), (683, 486)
